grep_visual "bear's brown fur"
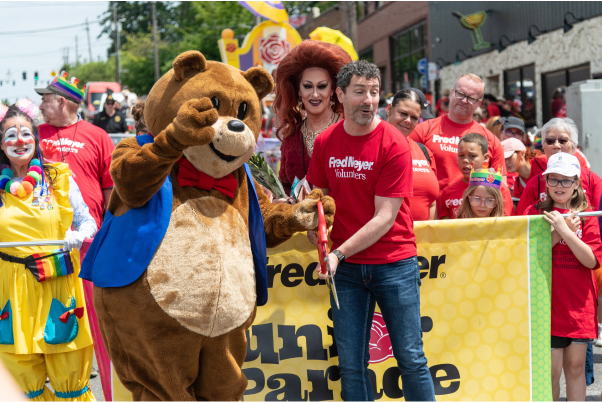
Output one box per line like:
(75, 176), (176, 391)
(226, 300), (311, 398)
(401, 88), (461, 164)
(94, 51), (335, 401)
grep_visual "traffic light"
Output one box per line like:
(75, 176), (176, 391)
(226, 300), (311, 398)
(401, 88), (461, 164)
(34, 71), (39, 83)
(22, 72), (26, 80)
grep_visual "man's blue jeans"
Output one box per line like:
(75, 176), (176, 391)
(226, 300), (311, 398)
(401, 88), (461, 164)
(331, 256), (436, 401)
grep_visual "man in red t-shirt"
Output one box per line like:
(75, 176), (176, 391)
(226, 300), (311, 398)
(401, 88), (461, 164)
(37, 95), (114, 230)
(36, 79), (114, 391)
(307, 61), (435, 401)
(438, 133), (514, 219)
(410, 74), (505, 189)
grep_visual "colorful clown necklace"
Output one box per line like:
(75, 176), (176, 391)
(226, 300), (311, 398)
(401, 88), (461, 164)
(0, 159), (51, 209)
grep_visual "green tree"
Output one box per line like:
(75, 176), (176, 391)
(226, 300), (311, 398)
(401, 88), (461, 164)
(99, 1), (185, 55)
(65, 59), (116, 86)
(120, 32), (169, 94)
(92, 1), (344, 94)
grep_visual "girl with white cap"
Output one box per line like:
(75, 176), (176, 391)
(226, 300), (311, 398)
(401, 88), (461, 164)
(524, 152), (602, 401)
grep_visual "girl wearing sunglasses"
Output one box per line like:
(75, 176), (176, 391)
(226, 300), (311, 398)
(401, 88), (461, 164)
(523, 152), (602, 401)
(516, 118), (602, 215)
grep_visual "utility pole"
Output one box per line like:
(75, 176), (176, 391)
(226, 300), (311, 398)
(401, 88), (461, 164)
(152, 2), (159, 81)
(62, 47), (69, 66)
(344, 2), (358, 50)
(75, 35), (79, 66)
(113, 2), (120, 84)
(86, 18), (93, 63)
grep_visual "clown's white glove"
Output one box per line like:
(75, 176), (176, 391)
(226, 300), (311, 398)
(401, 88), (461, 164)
(63, 229), (88, 251)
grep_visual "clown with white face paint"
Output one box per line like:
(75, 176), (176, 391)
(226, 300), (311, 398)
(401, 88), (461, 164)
(3, 122), (35, 159)
(0, 100), (98, 400)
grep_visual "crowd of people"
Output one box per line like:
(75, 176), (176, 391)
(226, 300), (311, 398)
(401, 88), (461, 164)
(271, 40), (602, 401)
(0, 38), (601, 401)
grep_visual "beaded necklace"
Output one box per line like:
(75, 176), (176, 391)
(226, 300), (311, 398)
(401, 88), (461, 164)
(0, 159), (42, 198)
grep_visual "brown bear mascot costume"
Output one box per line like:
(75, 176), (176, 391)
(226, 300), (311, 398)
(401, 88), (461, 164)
(80, 51), (335, 401)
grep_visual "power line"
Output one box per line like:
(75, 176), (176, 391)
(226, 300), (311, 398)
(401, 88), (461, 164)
(0, 20), (101, 36)
(0, 2), (103, 9)
(0, 42), (113, 60)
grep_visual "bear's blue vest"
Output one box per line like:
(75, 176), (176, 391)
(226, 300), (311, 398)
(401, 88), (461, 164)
(80, 134), (269, 306)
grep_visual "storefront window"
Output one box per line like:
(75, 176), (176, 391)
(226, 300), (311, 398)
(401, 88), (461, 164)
(390, 21), (427, 92)
(541, 63), (590, 124)
(504, 64), (536, 127)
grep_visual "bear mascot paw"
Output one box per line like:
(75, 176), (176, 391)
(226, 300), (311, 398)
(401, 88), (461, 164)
(80, 50), (335, 401)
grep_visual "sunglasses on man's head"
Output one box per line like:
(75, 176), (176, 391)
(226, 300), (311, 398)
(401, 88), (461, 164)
(544, 137), (571, 145)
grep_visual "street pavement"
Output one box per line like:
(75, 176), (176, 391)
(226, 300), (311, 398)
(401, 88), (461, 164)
(88, 354), (104, 401)
(85, 347), (602, 401)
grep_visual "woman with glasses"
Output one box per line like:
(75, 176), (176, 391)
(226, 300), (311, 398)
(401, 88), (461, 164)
(516, 117), (602, 215)
(92, 92), (129, 134)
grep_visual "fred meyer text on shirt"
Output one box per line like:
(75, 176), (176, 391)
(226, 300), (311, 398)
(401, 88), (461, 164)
(432, 135), (460, 153)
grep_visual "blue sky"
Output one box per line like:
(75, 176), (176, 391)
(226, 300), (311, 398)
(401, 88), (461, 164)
(0, 1), (110, 102)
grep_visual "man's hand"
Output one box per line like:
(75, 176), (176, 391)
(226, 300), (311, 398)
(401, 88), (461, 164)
(316, 252), (339, 281)
(167, 98), (219, 149)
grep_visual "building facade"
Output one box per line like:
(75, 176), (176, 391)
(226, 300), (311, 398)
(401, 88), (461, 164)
(430, 2), (602, 127)
(296, 2), (430, 97)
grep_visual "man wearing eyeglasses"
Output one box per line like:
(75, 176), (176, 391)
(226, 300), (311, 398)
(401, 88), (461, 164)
(409, 74), (505, 189)
(92, 92), (130, 134)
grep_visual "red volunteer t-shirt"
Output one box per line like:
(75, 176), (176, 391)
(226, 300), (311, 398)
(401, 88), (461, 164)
(39, 121), (115, 229)
(487, 103), (501, 117)
(437, 177), (514, 219)
(307, 120), (415, 264)
(516, 167), (602, 215)
(506, 171), (517, 192)
(407, 138), (439, 221)
(513, 154), (547, 199)
(576, 149), (590, 169)
(409, 115), (505, 189)
(525, 205), (602, 338)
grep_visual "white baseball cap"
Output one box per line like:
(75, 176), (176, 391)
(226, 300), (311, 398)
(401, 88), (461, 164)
(542, 152), (581, 177)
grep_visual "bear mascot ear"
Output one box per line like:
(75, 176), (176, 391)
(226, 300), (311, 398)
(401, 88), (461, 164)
(173, 50), (207, 81)
(242, 67), (274, 100)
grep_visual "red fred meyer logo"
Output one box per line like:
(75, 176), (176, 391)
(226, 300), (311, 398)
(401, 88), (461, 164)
(432, 134), (460, 153)
(329, 156), (373, 180)
(369, 313), (393, 363)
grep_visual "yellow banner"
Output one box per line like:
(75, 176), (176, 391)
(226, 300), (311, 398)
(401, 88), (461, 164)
(112, 216), (552, 401)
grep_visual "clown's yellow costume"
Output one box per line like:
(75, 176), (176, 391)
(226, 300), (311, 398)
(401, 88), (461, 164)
(0, 162), (94, 401)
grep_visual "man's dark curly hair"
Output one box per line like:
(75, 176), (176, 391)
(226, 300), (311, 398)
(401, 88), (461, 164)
(336, 60), (381, 93)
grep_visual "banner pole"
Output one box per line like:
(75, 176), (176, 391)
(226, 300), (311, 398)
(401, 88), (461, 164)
(0, 240), (64, 248)
(560, 211), (602, 218)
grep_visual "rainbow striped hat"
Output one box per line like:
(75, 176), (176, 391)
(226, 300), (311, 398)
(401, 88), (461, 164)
(469, 163), (502, 189)
(35, 71), (85, 104)
(24, 249), (74, 282)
